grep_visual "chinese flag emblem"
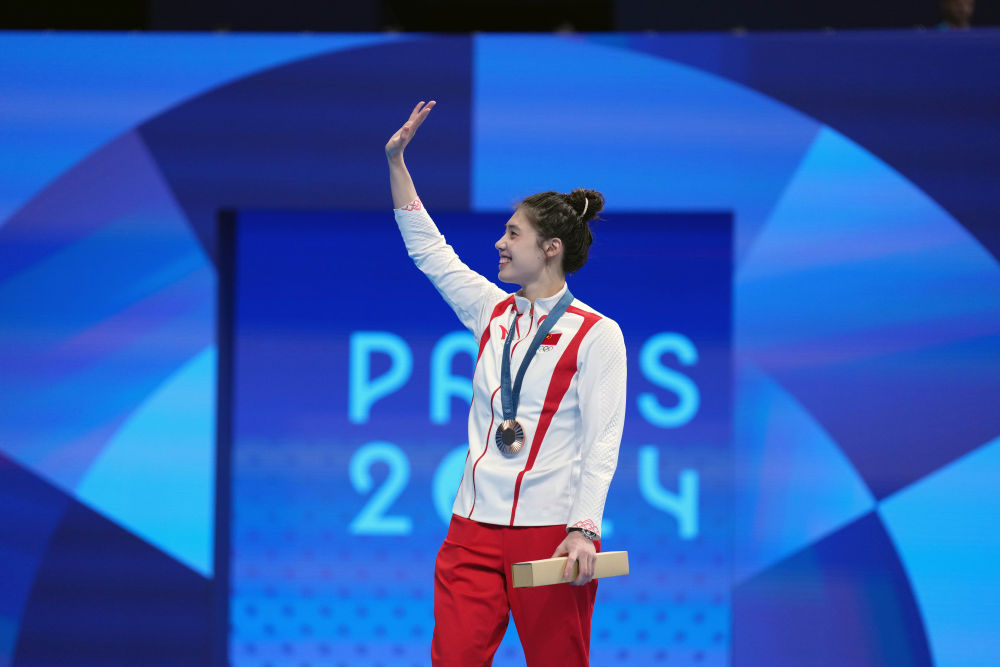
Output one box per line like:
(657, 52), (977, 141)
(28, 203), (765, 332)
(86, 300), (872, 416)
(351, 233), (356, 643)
(541, 333), (561, 346)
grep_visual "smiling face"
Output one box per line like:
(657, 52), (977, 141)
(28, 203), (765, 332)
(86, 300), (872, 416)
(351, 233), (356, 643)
(495, 208), (555, 286)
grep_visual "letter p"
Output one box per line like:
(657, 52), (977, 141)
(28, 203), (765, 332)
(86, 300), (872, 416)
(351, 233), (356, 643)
(349, 332), (413, 423)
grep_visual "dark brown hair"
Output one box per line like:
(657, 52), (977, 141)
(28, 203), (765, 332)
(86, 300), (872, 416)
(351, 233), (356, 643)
(519, 188), (604, 274)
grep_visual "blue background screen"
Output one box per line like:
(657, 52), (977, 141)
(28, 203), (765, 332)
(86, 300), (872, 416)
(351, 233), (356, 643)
(223, 209), (733, 665)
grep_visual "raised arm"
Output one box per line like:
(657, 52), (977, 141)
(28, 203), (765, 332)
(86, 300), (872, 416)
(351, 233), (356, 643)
(387, 101), (508, 335)
(386, 100), (436, 208)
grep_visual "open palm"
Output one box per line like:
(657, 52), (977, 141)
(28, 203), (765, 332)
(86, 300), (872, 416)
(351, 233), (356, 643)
(385, 100), (436, 161)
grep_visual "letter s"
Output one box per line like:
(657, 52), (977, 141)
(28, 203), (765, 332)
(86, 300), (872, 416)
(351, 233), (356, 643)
(638, 332), (700, 428)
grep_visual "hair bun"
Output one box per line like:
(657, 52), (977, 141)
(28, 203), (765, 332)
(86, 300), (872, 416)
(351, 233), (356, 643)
(568, 188), (604, 223)
(518, 187), (605, 274)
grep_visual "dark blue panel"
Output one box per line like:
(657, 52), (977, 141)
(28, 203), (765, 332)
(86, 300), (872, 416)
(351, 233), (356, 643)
(139, 37), (474, 264)
(732, 512), (932, 667)
(12, 497), (212, 666)
(612, 30), (1000, 264)
(0, 455), (70, 660)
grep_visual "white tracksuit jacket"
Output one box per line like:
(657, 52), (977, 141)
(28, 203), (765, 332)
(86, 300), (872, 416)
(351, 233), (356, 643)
(395, 201), (626, 537)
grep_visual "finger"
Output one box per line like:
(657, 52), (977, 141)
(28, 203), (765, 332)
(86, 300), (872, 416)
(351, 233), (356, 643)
(411, 99), (435, 116)
(409, 101), (430, 124)
(577, 555), (593, 585)
(577, 553), (596, 584)
(410, 102), (436, 132)
(563, 555), (577, 580)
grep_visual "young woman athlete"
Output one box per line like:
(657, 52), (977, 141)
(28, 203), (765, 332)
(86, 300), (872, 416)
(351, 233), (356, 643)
(386, 101), (627, 667)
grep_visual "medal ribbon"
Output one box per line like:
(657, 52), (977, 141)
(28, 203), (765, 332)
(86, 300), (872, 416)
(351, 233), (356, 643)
(500, 288), (575, 421)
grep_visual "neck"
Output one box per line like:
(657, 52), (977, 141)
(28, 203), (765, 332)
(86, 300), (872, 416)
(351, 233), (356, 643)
(519, 272), (566, 305)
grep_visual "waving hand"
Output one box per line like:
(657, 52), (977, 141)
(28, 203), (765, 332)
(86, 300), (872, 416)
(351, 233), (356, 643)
(386, 100), (436, 163)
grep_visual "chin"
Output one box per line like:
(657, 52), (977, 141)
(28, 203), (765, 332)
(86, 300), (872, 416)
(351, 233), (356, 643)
(497, 270), (518, 285)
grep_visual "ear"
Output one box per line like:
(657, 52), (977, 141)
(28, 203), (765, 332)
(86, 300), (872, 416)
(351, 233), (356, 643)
(545, 237), (563, 259)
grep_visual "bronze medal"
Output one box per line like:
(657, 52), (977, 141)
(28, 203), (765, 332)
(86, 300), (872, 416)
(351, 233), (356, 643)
(495, 289), (574, 458)
(495, 419), (525, 456)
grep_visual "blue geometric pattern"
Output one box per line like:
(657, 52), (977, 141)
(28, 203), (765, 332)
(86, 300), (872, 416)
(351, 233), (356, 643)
(12, 477), (212, 666)
(0, 454), (70, 664)
(733, 364), (875, 581)
(139, 36), (473, 260)
(0, 29), (998, 665)
(473, 34), (821, 261)
(733, 512), (933, 667)
(880, 435), (1000, 667)
(613, 31), (1000, 265)
(76, 346), (217, 576)
(0, 32), (394, 225)
(738, 126), (1000, 500)
(0, 130), (215, 577)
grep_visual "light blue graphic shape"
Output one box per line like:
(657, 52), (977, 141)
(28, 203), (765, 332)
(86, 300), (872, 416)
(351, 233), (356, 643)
(879, 435), (1000, 667)
(0, 32), (394, 225)
(473, 35), (821, 259)
(0, 131), (213, 491)
(733, 364), (875, 582)
(737, 125), (1000, 369)
(75, 346), (216, 576)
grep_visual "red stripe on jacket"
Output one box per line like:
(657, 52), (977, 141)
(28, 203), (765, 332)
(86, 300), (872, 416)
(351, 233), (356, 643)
(477, 296), (516, 364)
(509, 306), (602, 525)
(466, 295), (516, 520)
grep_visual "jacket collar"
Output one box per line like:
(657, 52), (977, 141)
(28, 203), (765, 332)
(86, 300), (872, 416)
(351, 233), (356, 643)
(513, 282), (569, 315)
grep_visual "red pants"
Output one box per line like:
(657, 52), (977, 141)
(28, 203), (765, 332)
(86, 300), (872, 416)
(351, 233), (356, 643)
(432, 514), (599, 667)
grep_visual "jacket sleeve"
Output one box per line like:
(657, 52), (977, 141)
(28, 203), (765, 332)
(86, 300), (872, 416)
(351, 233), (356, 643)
(567, 316), (628, 538)
(394, 201), (508, 336)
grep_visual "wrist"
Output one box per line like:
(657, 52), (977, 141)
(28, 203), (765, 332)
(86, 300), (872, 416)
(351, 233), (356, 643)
(567, 527), (598, 541)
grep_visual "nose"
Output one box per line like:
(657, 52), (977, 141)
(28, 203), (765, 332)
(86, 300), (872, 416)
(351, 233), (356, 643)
(495, 235), (505, 250)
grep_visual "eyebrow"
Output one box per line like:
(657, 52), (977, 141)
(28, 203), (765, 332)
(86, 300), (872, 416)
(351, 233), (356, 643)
(506, 222), (521, 232)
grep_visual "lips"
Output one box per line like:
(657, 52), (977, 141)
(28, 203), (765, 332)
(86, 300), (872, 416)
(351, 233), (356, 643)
(499, 255), (511, 266)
